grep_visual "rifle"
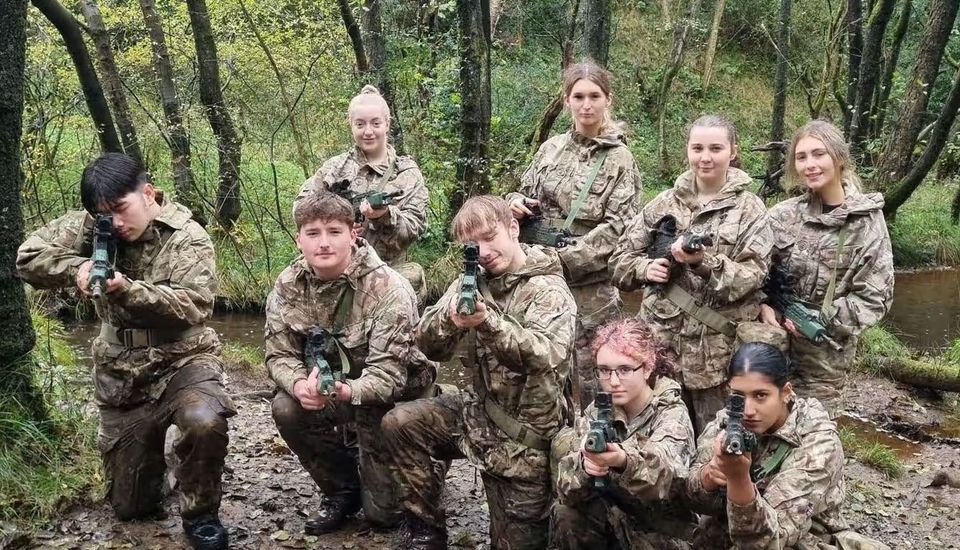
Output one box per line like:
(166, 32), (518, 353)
(722, 393), (757, 455)
(330, 179), (403, 221)
(88, 214), (115, 299)
(456, 242), (480, 315)
(518, 203), (576, 248)
(763, 263), (843, 351)
(304, 327), (343, 398)
(647, 214), (716, 291)
(584, 392), (620, 489)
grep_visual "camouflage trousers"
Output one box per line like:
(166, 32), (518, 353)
(551, 500), (692, 550)
(381, 391), (552, 550)
(392, 261), (426, 306)
(98, 364), (235, 521)
(571, 283), (622, 410)
(271, 391), (400, 526)
(789, 334), (858, 419)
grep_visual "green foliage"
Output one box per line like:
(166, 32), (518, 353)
(0, 310), (99, 525)
(223, 342), (266, 375)
(838, 427), (905, 479)
(945, 338), (960, 365)
(888, 182), (960, 267)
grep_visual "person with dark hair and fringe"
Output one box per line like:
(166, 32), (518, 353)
(506, 59), (642, 408)
(611, 114), (776, 436)
(683, 342), (853, 549)
(294, 85), (429, 302)
(550, 318), (697, 549)
(17, 153), (234, 550)
(760, 120), (894, 419)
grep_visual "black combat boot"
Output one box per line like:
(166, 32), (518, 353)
(398, 512), (447, 550)
(183, 514), (229, 550)
(304, 492), (363, 535)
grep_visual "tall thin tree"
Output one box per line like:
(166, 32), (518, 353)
(768, 0), (792, 182)
(337, 0), (369, 73)
(186, 0), (243, 230)
(843, 0), (863, 133)
(583, 0), (611, 67)
(363, 0), (405, 153)
(848, 0), (896, 160)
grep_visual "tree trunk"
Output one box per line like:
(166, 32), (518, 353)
(138, 0), (205, 226)
(31, 0), (122, 154)
(0, 0), (45, 420)
(363, 0), (405, 154)
(237, 0), (311, 177)
(807, 2), (846, 119)
(451, 0), (492, 216)
(767, 0), (792, 177)
(529, 0), (579, 153)
(875, 0), (959, 192)
(952, 180), (960, 224)
(701, 0), (726, 91)
(337, 0), (368, 73)
(657, 0), (702, 181)
(883, 65), (960, 217)
(869, 357), (960, 392)
(848, 0), (896, 160)
(843, 0), (863, 133)
(660, 0), (672, 27)
(78, 0), (143, 166)
(186, 0), (242, 230)
(872, 0), (912, 142)
(583, 0), (610, 67)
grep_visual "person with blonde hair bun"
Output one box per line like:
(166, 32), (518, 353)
(507, 59), (643, 409)
(295, 85), (429, 301)
(760, 119), (894, 418)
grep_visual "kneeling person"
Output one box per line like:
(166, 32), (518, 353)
(16, 153), (234, 550)
(266, 191), (435, 534)
(552, 318), (696, 549)
(381, 195), (577, 550)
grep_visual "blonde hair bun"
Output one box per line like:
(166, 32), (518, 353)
(360, 84), (381, 95)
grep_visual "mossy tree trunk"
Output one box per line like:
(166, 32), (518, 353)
(767, 0), (791, 181)
(0, 0), (44, 420)
(848, 0), (895, 162)
(363, 0), (405, 154)
(583, 0), (610, 67)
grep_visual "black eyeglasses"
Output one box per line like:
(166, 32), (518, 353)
(594, 366), (644, 380)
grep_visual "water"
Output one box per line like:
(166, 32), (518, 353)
(836, 414), (921, 459)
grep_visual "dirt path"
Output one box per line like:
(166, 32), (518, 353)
(25, 369), (960, 549)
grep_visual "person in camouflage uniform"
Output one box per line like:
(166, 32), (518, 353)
(683, 342), (853, 550)
(16, 153), (233, 550)
(551, 318), (696, 550)
(265, 191), (436, 534)
(611, 115), (774, 434)
(760, 120), (894, 418)
(380, 195), (577, 550)
(295, 85), (428, 301)
(507, 60), (641, 408)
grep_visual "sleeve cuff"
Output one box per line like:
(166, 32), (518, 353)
(475, 308), (502, 337)
(368, 205), (398, 228)
(693, 252), (722, 278)
(346, 379), (364, 405)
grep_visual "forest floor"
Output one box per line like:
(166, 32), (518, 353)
(13, 363), (960, 550)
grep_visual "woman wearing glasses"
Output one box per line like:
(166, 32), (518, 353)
(550, 318), (696, 549)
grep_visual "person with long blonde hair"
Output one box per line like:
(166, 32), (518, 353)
(759, 119), (894, 417)
(507, 59), (642, 409)
(295, 85), (429, 301)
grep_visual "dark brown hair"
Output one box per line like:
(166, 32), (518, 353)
(294, 191), (354, 229)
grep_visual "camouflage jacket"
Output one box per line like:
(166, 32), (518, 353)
(264, 240), (435, 406)
(554, 377), (697, 540)
(768, 182), (894, 342)
(295, 145), (428, 265)
(506, 127), (642, 288)
(610, 169), (773, 389)
(684, 397), (847, 549)
(16, 199), (222, 407)
(417, 245), (577, 477)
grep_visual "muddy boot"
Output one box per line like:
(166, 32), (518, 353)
(398, 513), (447, 550)
(304, 492), (362, 535)
(183, 514), (228, 550)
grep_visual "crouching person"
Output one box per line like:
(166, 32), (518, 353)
(381, 195), (577, 550)
(265, 191), (436, 534)
(551, 318), (697, 550)
(16, 153), (234, 549)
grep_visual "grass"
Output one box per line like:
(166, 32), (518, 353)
(839, 427), (905, 479)
(945, 337), (960, 365)
(888, 182), (960, 268)
(0, 310), (100, 526)
(855, 325), (911, 375)
(222, 342), (266, 376)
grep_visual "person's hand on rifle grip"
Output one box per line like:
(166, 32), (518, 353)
(644, 258), (671, 283)
(449, 297), (488, 329)
(580, 442), (627, 477)
(333, 380), (352, 402)
(76, 260), (94, 296)
(294, 367), (329, 410)
(509, 197), (538, 219)
(670, 237), (704, 266)
(360, 198), (389, 220)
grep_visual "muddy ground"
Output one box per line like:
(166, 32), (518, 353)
(17, 366), (960, 550)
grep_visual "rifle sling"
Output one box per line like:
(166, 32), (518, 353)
(562, 149), (609, 232)
(751, 439), (792, 482)
(374, 157), (397, 193)
(663, 283), (737, 338)
(820, 225), (848, 319)
(463, 282), (552, 451)
(330, 286), (359, 378)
